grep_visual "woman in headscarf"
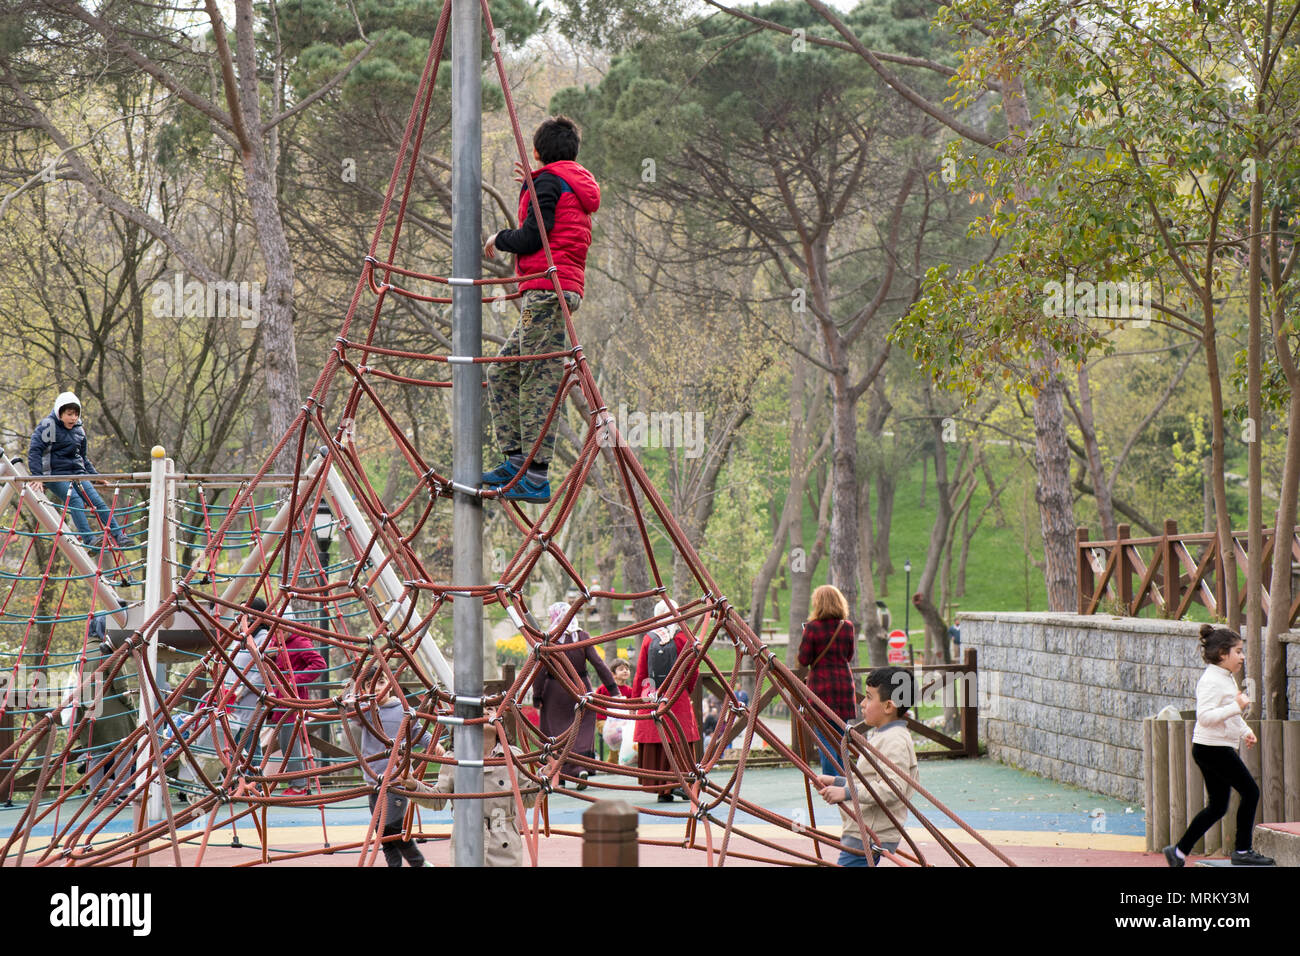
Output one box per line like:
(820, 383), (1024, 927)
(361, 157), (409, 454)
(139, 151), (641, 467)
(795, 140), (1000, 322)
(631, 598), (700, 802)
(532, 601), (617, 788)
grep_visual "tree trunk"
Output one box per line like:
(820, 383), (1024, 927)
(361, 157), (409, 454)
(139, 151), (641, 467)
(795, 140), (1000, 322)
(1202, 309), (1241, 631)
(1202, 456), (1215, 534)
(1245, 178), (1264, 705)
(1031, 363), (1079, 612)
(857, 471), (885, 667)
(1071, 365), (1117, 539)
(1264, 217), (1298, 720)
(917, 386), (955, 661)
(874, 468), (896, 594)
(235, 0), (301, 473)
(749, 348), (822, 638)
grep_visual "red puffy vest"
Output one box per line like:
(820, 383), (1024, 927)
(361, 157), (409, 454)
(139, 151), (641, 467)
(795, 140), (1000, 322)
(515, 160), (601, 297)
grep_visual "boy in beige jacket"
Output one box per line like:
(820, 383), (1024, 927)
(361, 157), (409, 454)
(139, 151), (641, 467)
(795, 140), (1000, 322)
(403, 707), (538, 867)
(816, 666), (918, 867)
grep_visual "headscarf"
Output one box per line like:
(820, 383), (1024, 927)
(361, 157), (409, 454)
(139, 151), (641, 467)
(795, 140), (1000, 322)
(548, 601), (580, 640)
(653, 598), (680, 637)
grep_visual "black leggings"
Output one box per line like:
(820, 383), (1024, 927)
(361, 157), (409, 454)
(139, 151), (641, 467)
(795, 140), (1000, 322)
(1176, 743), (1259, 855)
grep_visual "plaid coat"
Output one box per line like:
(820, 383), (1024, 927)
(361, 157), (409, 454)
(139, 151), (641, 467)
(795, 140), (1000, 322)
(796, 617), (858, 721)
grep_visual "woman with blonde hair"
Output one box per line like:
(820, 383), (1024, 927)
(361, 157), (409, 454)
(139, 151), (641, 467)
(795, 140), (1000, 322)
(796, 584), (857, 776)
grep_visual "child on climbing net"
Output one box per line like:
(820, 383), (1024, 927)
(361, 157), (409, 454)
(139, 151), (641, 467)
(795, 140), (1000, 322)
(1163, 625), (1274, 866)
(480, 115), (601, 504)
(817, 666), (918, 867)
(28, 391), (132, 552)
(402, 705), (538, 867)
(354, 662), (435, 867)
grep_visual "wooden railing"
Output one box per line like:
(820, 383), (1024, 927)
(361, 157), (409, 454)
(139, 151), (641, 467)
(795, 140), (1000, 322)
(702, 649), (979, 761)
(1076, 521), (1300, 625)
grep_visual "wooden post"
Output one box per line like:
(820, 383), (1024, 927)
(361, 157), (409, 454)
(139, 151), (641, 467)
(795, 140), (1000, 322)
(1076, 527), (1092, 615)
(1162, 520), (1179, 619)
(582, 799), (638, 867)
(1152, 719), (1170, 850)
(1167, 721), (1187, 843)
(1143, 719), (1156, 852)
(1212, 531), (1226, 620)
(1183, 720), (1204, 854)
(1116, 524), (1133, 614)
(1261, 720), (1284, 824)
(962, 647), (979, 758)
(1284, 721), (1300, 823)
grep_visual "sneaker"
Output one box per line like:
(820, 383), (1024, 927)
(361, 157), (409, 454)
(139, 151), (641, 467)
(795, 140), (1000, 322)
(576, 770), (589, 791)
(282, 786), (309, 797)
(500, 474), (551, 503)
(1230, 848), (1275, 866)
(1162, 845), (1185, 868)
(481, 458), (520, 487)
(656, 792), (674, 803)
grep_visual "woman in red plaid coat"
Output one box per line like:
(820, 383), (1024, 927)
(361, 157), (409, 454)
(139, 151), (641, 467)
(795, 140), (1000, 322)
(796, 585), (857, 777)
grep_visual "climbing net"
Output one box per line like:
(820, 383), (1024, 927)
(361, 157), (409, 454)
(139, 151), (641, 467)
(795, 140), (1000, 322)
(0, 0), (1012, 867)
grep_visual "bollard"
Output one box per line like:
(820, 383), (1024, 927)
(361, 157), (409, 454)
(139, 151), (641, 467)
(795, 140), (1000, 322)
(582, 799), (638, 867)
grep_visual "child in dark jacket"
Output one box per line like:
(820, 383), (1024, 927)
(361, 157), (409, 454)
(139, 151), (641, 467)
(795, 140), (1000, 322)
(28, 391), (131, 550)
(480, 116), (601, 505)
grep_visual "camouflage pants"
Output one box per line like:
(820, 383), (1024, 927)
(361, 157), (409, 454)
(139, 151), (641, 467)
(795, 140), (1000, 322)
(486, 289), (580, 466)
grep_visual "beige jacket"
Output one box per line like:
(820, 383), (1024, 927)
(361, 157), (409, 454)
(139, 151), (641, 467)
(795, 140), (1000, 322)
(837, 720), (917, 846)
(412, 743), (537, 867)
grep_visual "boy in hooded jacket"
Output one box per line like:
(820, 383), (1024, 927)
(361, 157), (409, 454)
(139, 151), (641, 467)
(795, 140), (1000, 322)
(480, 116), (601, 504)
(28, 391), (132, 550)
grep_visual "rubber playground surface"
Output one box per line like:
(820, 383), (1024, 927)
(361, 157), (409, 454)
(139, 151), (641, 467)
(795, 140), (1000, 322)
(1, 757), (1183, 867)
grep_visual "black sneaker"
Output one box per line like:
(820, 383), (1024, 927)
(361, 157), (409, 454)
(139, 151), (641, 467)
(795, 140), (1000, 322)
(1230, 848), (1275, 866)
(1162, 845), (1185, 867)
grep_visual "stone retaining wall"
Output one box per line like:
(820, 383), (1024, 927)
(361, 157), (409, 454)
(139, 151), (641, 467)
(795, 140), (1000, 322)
(958, 613), (1300, 802)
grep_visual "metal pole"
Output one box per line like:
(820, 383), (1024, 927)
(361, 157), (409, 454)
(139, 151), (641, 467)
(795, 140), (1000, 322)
(451, 0), (484, 868)
(903, 561), (911, 639)
(139, 446), (169, 827)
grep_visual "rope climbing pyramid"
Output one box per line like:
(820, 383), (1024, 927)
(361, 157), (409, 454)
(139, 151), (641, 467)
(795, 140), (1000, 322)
(0, 0), (1012, 867)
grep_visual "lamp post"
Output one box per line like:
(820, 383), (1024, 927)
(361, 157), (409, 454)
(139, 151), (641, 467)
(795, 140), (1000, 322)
(312, 500), (334, 678)
(903, 558), (912, 664)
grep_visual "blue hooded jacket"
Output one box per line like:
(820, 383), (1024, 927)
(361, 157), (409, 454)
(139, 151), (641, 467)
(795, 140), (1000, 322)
(28, 391), (97, 476)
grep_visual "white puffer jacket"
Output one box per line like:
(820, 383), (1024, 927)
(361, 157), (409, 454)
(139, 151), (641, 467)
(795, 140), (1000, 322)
(1191, 664), (1250, 747)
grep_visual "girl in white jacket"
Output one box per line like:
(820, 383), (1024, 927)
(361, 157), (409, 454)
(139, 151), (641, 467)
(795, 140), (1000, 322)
(1164, 624), (1273, 866)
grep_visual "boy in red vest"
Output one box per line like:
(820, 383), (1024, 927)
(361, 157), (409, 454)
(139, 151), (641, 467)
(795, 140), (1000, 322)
(481, 115), (601, 504)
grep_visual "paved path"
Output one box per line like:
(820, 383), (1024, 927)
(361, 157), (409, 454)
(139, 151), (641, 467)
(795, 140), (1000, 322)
(3, 757), (1180, 866)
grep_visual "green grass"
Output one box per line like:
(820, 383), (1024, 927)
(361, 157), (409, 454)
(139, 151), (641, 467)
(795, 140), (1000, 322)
(765, 446), (1050, 633)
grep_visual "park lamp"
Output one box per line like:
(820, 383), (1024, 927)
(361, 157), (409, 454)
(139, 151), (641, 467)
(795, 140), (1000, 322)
(313, 500), (335, 562)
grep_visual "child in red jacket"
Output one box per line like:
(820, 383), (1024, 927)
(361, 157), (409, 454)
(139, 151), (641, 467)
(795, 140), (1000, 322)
(481, 115), (601, 504)
(266, 616), (327, 796)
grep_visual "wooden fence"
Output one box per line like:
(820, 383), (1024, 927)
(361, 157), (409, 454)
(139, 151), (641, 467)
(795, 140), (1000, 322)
(704, 648), (979, 762)
(1077, 521), (1300, 625)
(1142, 716), (1300, 853)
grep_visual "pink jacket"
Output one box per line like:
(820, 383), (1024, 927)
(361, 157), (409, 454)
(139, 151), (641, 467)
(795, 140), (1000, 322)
(269, 632), (327, 721)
